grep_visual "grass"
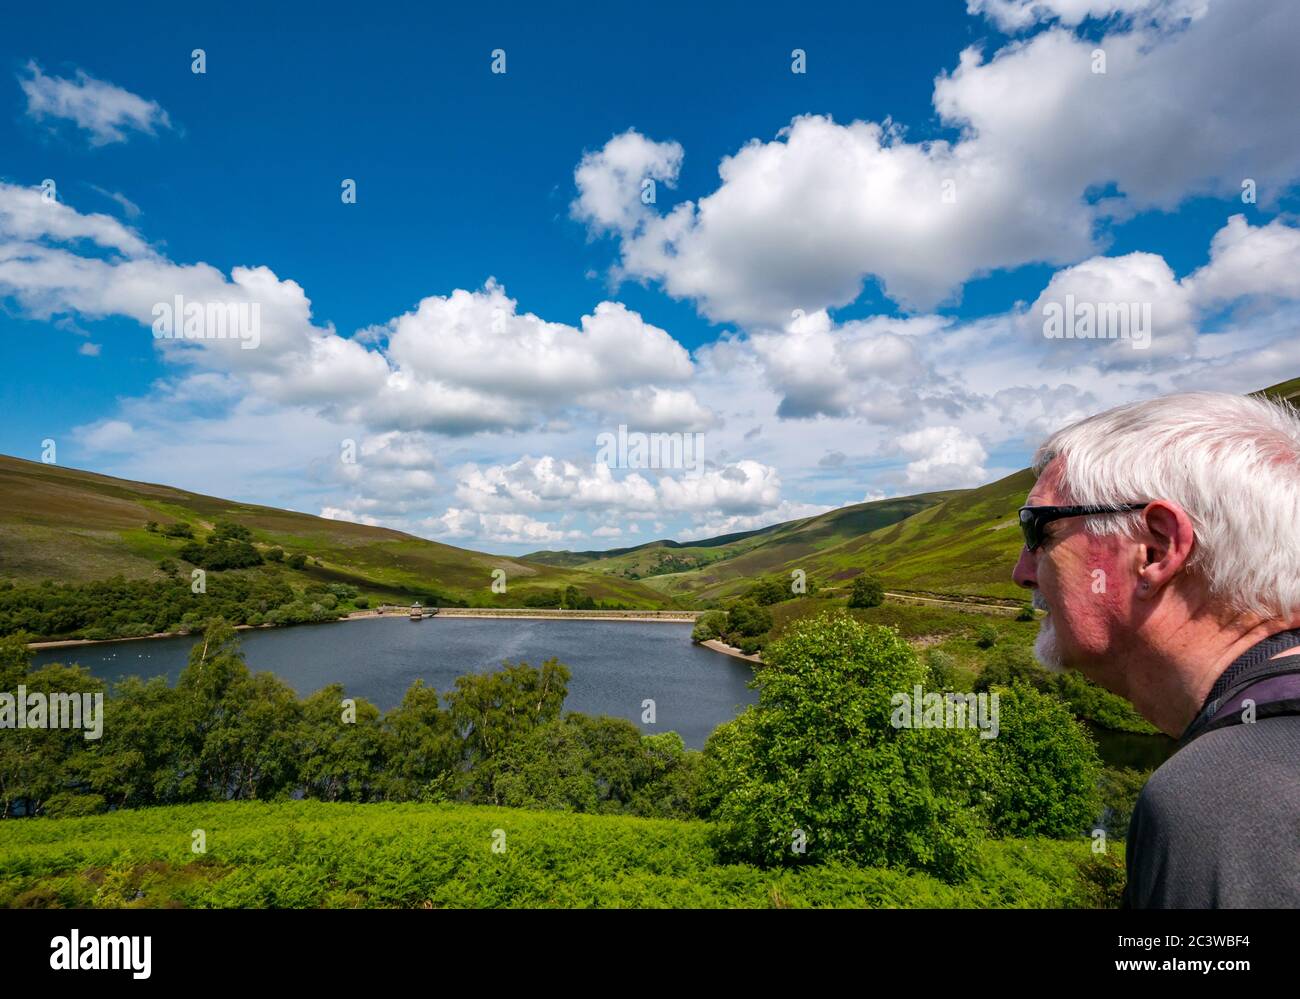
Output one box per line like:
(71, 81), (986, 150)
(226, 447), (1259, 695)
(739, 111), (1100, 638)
(0, 800), (1125, 909)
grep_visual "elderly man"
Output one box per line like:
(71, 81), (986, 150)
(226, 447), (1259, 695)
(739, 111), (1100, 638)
(1012, 391), (1300, 908)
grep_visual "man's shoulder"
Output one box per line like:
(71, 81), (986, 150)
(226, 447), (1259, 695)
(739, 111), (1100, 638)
(1140, 713), (1300, 818)
(1126, 715), (1300, 908)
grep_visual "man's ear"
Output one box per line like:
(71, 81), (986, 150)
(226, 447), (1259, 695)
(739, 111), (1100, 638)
(1135, 501), (1196, 596)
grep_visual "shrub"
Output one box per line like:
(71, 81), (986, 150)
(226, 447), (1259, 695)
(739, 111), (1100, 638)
(179, 534), (263, 571)
(726, 601), (772, 638)
(735, 635), (764, 655)
(691, 610), (727, 643)
(745, 578), (789, 606)
(973, 621), (999, 649)
(1016, 602), (1036, 622)
(1097, 767), (1149, 839)
(925, 648), (960, 688)
(978, 683), (1103, 838)
(974, 644), (1046, 693)
(211, 520), (253, 543)
(848, 575), (885, 609)
(521, 589), (562, 608)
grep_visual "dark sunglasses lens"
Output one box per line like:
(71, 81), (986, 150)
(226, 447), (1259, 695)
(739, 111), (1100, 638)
(1019, 509), (1040, 550)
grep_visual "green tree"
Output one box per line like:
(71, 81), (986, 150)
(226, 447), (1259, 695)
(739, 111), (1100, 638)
(173, 620), (299, 800)
(848, 575), (885, 609)
(979, 683), (1102, 837)
(445, 658), (570, 803)
(0, 639), (107, 817)
(486, 715), (703, 819)
(1097, 767), (1149, 839)
(746, 578), (788, 606)
(691, 610), (728, 643)
(379, 680), (458, 802)
(297, 685), (385, 801)
(701, 611), (986, 878)
(629, 731), (705, 820)
(725, 601), (772, 638)
(85, 674), (185, 808)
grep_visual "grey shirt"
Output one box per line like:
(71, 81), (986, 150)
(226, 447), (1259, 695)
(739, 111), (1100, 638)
(1123, 711), (1300, 908)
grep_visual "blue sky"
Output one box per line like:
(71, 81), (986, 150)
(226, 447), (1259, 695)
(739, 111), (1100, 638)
(2, 0), (1299, 553)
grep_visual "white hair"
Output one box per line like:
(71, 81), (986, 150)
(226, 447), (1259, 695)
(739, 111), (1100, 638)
(1032, 391), (1300, 618)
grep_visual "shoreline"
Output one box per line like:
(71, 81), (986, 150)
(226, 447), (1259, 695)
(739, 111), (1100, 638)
(421, 609), (699, 623)
(28, 620), (279, 651)
(26, 607), (701, 650)
(699, 638), (763, 664)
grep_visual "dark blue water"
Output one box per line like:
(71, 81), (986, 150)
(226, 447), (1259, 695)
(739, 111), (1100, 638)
(31, 617), (758, 750)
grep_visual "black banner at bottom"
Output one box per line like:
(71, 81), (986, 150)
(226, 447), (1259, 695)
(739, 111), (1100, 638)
(2, 907), (1293, 986)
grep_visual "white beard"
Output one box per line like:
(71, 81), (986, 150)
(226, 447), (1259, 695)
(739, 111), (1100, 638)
(1033, 597), (1068, 674)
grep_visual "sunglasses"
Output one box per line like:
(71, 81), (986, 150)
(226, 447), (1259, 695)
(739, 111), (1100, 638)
(1017, 503), (1148, 552)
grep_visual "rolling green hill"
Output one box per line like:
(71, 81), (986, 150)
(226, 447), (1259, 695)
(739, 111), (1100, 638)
(523, 520), (794, 567)
(639, 470), (1034, 604)
(0, 455), (671, 609)
(528, 376), (1300, 605)
(522, 492), (959, 588)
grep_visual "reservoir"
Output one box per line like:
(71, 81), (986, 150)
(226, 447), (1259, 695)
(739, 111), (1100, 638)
(28, 615), (1176, 768)
(30, 616), (758, 750)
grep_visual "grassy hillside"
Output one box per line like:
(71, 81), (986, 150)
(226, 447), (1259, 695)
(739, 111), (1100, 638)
(1256, 376), (1300, 403)
(644, 470), (1033, 603)
(523, 492), (957, 590)
(0, 799), (1123, 909)
(613, 376), (1300, 604)
(523, 521), (790, 567)
(0, 455), (670, 609)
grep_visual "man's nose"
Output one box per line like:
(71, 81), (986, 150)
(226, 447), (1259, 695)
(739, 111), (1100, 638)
(1012, 546), (1037, 589)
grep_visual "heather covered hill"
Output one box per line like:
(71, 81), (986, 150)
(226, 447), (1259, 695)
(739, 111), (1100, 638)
(0, 454), (671, 610)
